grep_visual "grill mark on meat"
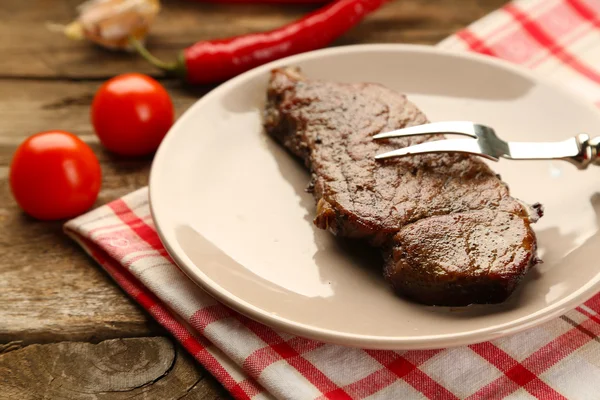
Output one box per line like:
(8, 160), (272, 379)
(264, 67), (540, 306)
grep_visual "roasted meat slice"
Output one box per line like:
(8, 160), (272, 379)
(385, 210), (537, 305)
(263, 67), (540, 306)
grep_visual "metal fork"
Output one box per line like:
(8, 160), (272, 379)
(373, 121), (600, 170)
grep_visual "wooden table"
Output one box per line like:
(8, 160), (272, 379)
(0, 0), (506, 398)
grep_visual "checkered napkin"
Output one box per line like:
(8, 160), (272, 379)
(65, 0), (600, 398)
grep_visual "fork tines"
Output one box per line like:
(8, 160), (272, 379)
(372, 121), (497, 161)
(372, 121), (480, 140)
(373, 138), (498, 161)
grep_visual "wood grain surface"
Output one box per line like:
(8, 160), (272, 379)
(0, 0), (506, 397)
(0, 337), (229, 399)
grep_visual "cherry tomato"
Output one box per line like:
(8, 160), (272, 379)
(91, 73), (174, 156)
(10, 131), (102, 220)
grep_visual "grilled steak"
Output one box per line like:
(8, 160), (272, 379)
(264, 67), (540, 306)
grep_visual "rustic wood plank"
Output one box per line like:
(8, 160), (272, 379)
(0, 75), (205, 344)
(0, 159), (163, 344)
(0, 337), (231, 400)
(0, 342), (22, 355)
(0, 0), (507, 79)
(0, 79), (204, 165)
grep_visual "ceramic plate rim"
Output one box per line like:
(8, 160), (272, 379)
(149, 43), (600, 349)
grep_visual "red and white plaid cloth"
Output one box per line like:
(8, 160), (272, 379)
(65, 0), (600, 398)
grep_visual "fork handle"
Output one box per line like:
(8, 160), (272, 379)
(588, 136), (600, 167)
(569, 134), (600, 169)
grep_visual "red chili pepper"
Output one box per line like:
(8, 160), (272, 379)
(132, 0), (387, 84)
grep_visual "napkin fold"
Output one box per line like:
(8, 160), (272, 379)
(66, 0), (600, 398)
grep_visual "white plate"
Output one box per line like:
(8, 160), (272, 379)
(150, 44), (600, 349)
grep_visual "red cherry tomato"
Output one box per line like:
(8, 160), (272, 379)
(91, 73), (174, 156)
(10, 131), (102, 220)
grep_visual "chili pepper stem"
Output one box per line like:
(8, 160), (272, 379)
(129, 37), (186, 78)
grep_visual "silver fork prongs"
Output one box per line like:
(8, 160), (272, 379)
(372, 121), (600, 170)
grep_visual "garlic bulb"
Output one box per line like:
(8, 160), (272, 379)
(59, 0), (160, 50)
